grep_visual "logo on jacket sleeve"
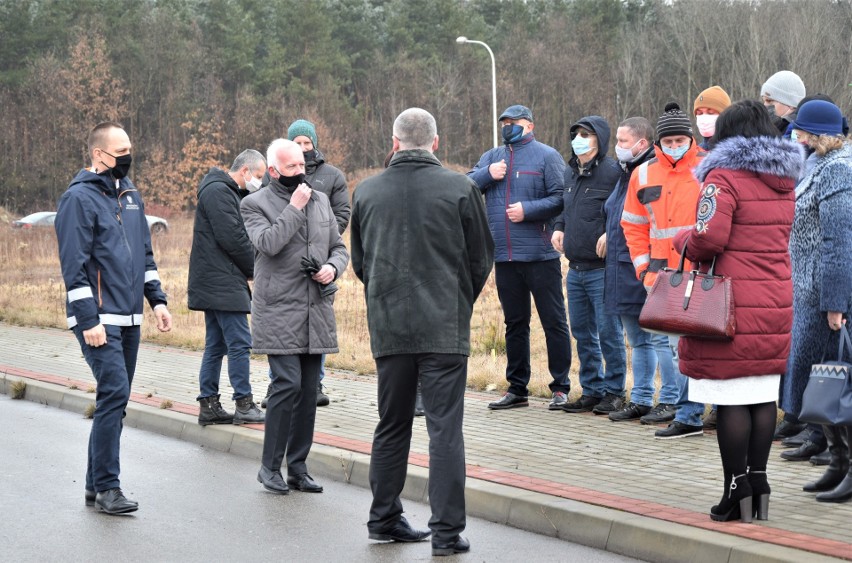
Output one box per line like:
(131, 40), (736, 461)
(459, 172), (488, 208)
(695, 183), (718, 234)
(125, 195), (140, 211)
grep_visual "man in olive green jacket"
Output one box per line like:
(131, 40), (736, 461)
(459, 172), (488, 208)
(351, 108), (494, 556)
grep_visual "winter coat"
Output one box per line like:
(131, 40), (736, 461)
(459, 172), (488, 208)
(351, 149), (495, 358)
(55, 170), (167, 330)
(621, 141), (707, 289)
(554, 116), (621, 269)
(187, 167), (254, 313)
(467, 133), (564, 262)
(240, 177), (349, 355)
(261, 149), (351, 234)
(673, 136), (803, 380)
(603, 146), (656, 316)
(780, 142), (852, 415)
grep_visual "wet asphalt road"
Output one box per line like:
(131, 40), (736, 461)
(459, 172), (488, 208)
(0, 395), (640, 562)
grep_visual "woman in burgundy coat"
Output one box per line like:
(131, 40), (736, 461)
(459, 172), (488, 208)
(673, 100), (803, 523)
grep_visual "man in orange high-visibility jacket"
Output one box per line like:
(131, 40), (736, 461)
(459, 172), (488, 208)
(621, 101), (707, 439)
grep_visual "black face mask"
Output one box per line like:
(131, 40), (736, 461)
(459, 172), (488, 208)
(101, 151), (132, 180)
(278, 172), (305, 188)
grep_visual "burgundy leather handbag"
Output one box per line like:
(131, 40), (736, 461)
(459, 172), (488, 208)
(638, 245), (735, 340)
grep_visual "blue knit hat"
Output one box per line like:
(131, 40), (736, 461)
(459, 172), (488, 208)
(792, 100), (844, 137)
(287, 119), (318, 148)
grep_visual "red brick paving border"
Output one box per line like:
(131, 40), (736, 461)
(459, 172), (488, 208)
(4, 364), (851, 561)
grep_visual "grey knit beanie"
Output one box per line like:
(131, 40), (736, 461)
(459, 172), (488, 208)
(760, 71), (806, 108)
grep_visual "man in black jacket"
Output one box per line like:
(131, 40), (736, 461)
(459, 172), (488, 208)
(188, 150), (266, 426)
(552, 116), (627, 416)
(351, 108), (494, 557)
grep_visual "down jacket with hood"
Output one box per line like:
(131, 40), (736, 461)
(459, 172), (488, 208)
(188, 167), (254, 313)
(554, 116), (621, 268)
(673, 135), (803, 380)
(55, 169), (167, 331)
(240, 177), (349, 355)
(468, 133), (565, 262)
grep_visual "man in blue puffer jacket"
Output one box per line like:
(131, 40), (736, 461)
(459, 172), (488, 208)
(55, 122), (172, 515)
(468, 105), (572, 411)
(553, 116), (626, 416)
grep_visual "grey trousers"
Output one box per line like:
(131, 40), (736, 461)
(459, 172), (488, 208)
(368, 353), (467, 542)
(262, 354), (320, 476)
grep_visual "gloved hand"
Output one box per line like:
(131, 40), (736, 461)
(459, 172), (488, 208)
(300, 255), (338, 298)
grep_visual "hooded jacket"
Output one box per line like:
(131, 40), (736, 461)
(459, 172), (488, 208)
(621, 141), (707, 289)
(187, 167), (254, 313)
(673, 135), (803, 380)
(55, 169), (167, 331)
(351, 149), (495, 358)
(468, 133), (564, 262)
(554, 116), (621, 268)
(603, 146), (656, 316)
(240, 177), (349, 355)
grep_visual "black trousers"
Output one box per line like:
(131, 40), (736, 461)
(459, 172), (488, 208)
(262, 354), (320, 476)
(368, 353), (467, 542)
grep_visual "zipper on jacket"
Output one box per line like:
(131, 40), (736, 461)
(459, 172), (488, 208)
(505, 145), (514, 261)
(97, 269), (103, 307)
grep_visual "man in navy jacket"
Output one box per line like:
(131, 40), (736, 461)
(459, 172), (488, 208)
(468, 105), (572, 411)
(55, 122), (172, 515)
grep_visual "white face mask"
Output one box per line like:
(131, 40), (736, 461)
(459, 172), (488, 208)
(695, 114), (718, 138)
(245, 174), (263, 193)
(614, 139), (642, 163)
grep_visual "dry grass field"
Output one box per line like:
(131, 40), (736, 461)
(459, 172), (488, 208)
(1, 207), (639, 400)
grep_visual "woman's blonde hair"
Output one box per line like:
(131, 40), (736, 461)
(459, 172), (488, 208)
(810, 133), (847, 156)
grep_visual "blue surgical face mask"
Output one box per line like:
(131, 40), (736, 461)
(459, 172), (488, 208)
(571, 135), (593, 156)
(661, 144), (689, 161)
(502, 124), (524, 144)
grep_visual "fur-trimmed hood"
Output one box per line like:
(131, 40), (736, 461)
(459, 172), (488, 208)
(694, 136), (804, 193)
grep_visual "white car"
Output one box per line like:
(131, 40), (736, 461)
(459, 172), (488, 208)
(12, 212), (168, 235)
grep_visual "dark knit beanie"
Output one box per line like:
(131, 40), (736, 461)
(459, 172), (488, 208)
(656, 102), (693, 141)
(287, 119), (318, 148)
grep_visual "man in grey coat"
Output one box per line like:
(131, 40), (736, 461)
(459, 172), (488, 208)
(351, 108), (494, 556)
(241, 139), (349, 495)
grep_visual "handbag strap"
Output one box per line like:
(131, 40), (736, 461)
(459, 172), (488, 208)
(836, 324), (852, 362)
(682, 241), (719, 276)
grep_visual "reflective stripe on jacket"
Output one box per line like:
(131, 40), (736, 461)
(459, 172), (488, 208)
(621, 142), (706, 288)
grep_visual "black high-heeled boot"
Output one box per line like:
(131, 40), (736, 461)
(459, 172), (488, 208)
(710, 473), (753, 523)
(804, 425), (849, 493)
(816, 426), (852, 503)
(747, 468), (770, 520)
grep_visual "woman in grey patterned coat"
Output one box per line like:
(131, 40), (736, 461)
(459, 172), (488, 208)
(781, 100), (852, 504)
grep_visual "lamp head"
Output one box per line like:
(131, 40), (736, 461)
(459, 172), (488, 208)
(456, 36), (468, 43)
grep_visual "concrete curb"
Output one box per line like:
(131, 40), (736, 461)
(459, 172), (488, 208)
(2, 374), (844, 563)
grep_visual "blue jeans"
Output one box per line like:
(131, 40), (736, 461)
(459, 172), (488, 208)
(567, 268), (626, 398)
(197, 310), (252, 401)
(620, 315), (657, 407)
(495, 260), (572, 396)
(74, 324), (140, 492)
(667, 335), (705, 426)
(650, 332), (680, 404)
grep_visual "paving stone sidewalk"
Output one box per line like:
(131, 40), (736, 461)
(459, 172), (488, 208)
(2, 323), (850, 560)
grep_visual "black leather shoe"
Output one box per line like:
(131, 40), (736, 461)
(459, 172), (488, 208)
(608, 402), (651, 422)
(432, 535), (470, 556)
(780, 440), (827, 461)
(781, 428), (810, 447)
(287, 473), (323, 493)
(810, 450), (831, 466)
(85, 489), (96, 507)
(95, 488), (138, 514)
(257, 466), (289, 494)
(561, 395), (601, 413)
(487, 392), (528, 410)
(774, 419), (807, 440)
(368, 516), (431, 542)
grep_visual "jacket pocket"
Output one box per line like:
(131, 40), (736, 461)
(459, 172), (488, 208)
(637, 185), (662, 204)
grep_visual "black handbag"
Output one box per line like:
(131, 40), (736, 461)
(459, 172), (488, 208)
(799, 324), (852, 426)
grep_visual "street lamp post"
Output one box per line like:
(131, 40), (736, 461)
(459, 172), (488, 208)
(456, 36), (498, 148)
